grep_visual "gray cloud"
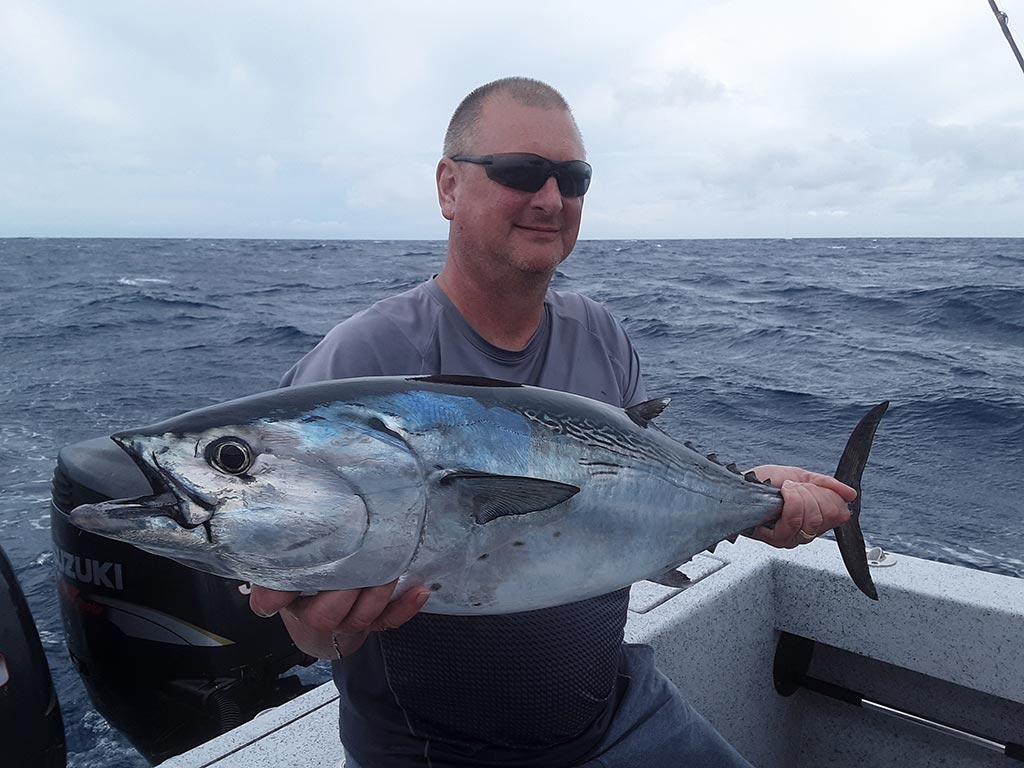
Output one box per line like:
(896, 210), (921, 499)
(2, 0), (1021, 238)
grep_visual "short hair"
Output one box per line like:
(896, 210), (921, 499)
(442, 76), (583, 157)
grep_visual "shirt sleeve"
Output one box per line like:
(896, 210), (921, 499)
(280, 307), (426, 387)
(621, 342), (648, 408)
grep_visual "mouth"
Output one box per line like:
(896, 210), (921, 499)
(108, 433), (217, 540)
(515, 224), (563, 243)
(71, 492), (215, 545)
(517, 224), (560, 233)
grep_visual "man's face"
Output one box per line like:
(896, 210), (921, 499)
(439, 94), (586, 278)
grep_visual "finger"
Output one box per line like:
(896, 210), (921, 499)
(747, 464), (809, 488)
(285, 589), (361, 633)
(333, 581), (402, 634)
(746, 464), (786, 487)
(751, 523), (797, 549)
(277, 609), (338, 659)
(757, 481), (820, 548)
(769, 480), (808, 547)
(749, 515), (798, 549)
(249, 585), (302, 618)
(369, 586), (431, 632)
(750, 525), (788, 548)
(788, 482), (825, 538)
(812, 486), (852, 531)
(749, 465), (857, 503)
(802, 473), (857, 502)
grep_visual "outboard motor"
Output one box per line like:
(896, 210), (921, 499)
(0, 544), (66, 768)
(50, 437), (318, 764)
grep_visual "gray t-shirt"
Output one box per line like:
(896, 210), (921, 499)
(283, 278), (648, 767)
(282, 278), (645, 407)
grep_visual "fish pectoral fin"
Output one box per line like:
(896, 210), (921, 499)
(647, 567), (691, 589)
(439, 472), (580, 525)
(625, 397), (671, 427)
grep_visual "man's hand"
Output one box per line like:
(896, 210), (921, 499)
(248, 580), (431, 659)
(746, 464), (856, 549)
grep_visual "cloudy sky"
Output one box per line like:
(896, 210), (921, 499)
(2, 0), (1022, 239)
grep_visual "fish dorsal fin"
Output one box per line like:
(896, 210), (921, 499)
(647, 567), (691, 588)
(625, 397), (671, 427)
(411, 374), (523, 388)
(440, 471), (580, 525)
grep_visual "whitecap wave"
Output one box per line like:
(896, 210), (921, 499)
(118, 277), (171, 287)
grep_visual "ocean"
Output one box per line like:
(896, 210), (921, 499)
(1, 237), (1021, 766)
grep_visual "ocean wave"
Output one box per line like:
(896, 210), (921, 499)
(393, 249), (442, 258)
(117, 277), (171, 287)
(286, 242), (329, 252)
(3, 236), (1021, 768)
(629, 318), (675, 338)
(230, 282), (327, 297)
(886, 533), (1024, 579)
(231, 324), (322, 346)
(79, 293), (228, 312)
(900, 285), (1024, 330)
(892, 392), (1024, 429)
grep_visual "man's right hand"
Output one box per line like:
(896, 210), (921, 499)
(249, 581), (431, 659)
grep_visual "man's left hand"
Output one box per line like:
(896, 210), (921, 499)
(746, 464), (856, 549)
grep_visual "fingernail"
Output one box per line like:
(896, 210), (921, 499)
(250, 601), (277, 618)
(415, 591), (430, 608)
(782, 480), (794, 489)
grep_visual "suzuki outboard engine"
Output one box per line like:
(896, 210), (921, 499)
(50, 436), (318, 764)
(0, 544), (66, 768)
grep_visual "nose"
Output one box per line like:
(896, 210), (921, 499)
(530, 175), (564, 212)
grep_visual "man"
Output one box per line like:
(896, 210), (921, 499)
(250, 77), (855, 767)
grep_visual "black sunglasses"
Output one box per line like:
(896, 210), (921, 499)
(450, 153), (592, 198)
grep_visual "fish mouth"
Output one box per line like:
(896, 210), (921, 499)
(68, 488), (216, 562)
(107, 433), (217, 538)
(95, 491), (214, 544)
(71, 491), (211, 543)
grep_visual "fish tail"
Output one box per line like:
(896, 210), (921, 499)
(832, 401), (890, 600)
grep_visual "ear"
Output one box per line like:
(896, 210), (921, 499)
(436, 158), (458, 221)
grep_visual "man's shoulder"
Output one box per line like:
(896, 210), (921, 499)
(541, 289), (646, 407)
(281, 280), (441, 385)
(334, 280), (441, 340)
(547, 289), (631, 343)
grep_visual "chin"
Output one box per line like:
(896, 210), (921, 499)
(510, 250), (569, 277)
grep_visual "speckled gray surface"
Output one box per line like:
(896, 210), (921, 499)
(158, 684), (343, 767)
(772, 538), (1024, 704)
(164, 538), (1024, 767)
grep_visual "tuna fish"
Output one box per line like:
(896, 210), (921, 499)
(70, 375), (888, 613)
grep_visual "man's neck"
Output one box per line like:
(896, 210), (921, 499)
(434, 267), (551, 351)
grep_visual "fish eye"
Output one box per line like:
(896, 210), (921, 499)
(205, 437), (254, 475)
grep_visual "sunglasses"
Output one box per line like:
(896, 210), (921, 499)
(450, 153), (592, 198)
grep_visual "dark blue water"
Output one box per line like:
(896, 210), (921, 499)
(1, 237), (1022, 766)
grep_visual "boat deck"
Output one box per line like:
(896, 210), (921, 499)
(162, 538), (1024, 767)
